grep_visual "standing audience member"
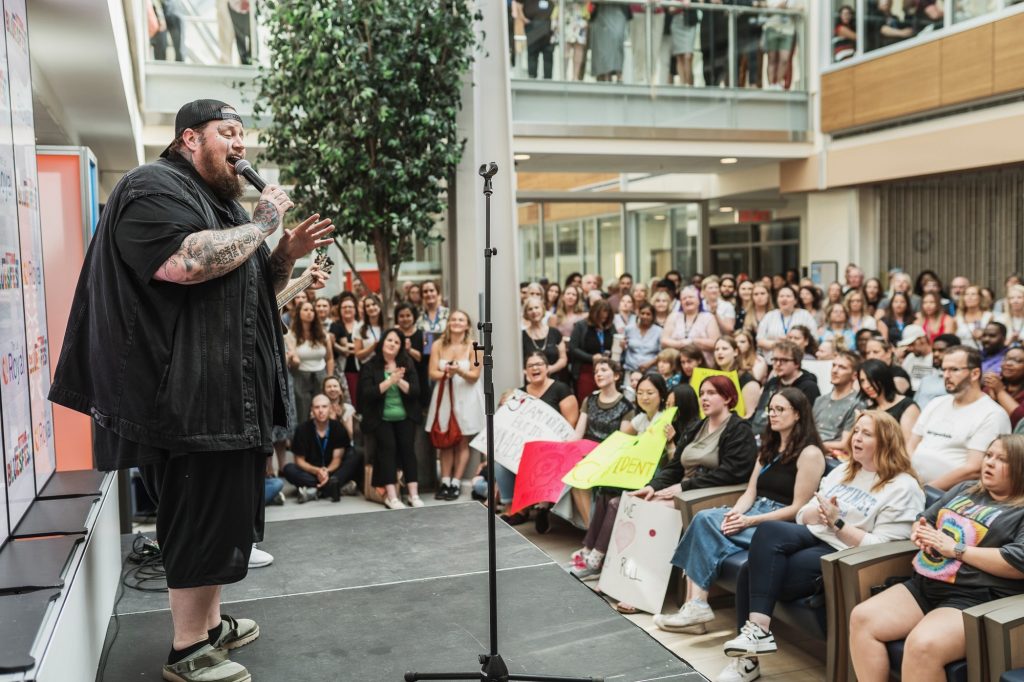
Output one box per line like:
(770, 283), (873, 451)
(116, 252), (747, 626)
(724, 411), (923, 681)
(358, 329), (423, 509)
(654, 388), (826, 633)
(982, 346), (1024, 429)
(651, 289), (674, 327)
(282, 394), (361, 503)
(553, 285), (587, 338)
(757, 286), (817, 356)
(850, 435), (1024, 682)
(908, 345), (1011, 490)
(996, 284), (1024, 346)
(314, 297), (333, 328)
(859, 360), (919, 445)
(591, 1), (630, 81)
(813, 351), (864, 455)
(426, 310), (486, 501)
(522, 296), (569, 377)
(395, 303), (428, 407)
(353, 294), (384, 362)
(521, 0), (555, 79)
(545, 282), (562, 315)
(330, 293), (361, 407)
(669, 5), (699, 86)
(417, 280), (449, 373)
(613, 292), (636, 333)
(286, 301), (335, 425)
(569, 300), (616, 402)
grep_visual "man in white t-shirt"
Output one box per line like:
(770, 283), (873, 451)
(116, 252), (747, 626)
(907, 346), (1011, 490)
(898, 324), (935, 391)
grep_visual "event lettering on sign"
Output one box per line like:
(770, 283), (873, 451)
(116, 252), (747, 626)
(562, 408), (677, 490)
(469, 390), (576, 474)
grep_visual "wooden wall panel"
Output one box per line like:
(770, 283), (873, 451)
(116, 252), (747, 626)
(821, 69), (854, 133)
(994, 13), (1024, 95)
(517, 172), (618, 191)
(853, 41), (941, 127)
(940, 24), (993, 106)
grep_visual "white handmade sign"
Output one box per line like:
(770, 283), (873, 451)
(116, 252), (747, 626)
(598, 492), (683, 615)
(468, 390), (575, 474)
(802, 359), (834, 397)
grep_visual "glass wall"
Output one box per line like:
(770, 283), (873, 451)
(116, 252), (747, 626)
(707, 219), (799, 278)
(509, 0), (807, 92)
(142, 0), (264, 66)
(517, 201), (703, 284)
(827, 0), (1024, 65)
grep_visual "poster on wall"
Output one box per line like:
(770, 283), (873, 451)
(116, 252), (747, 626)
(0, 1), (29, 541)
(7, 0), (54, 491)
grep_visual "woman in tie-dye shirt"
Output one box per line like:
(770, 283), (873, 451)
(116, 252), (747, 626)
(849, 434), (1024, 682)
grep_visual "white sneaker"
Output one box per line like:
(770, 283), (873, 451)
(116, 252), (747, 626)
(340, 480), (359, 496)
(724, 621), (777, 657)
(653, 601), (715, 632)
(717, 657), (760, 682)
(297, 486), (318, 504)
(385, 497), (407, 510)
(408, 495), (425, 508)
(248, 544), (274, 568)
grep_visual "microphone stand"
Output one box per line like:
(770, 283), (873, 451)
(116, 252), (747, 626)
(405, 164), (601, 682)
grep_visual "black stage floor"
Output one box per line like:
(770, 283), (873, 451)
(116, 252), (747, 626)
(100, 504), (705, 682)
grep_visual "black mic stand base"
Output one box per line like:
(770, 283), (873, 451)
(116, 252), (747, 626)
(403, 164), (601, 682)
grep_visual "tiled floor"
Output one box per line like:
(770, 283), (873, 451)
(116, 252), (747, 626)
(134, 483), (827, 682)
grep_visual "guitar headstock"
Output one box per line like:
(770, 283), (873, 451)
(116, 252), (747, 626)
(313, 252), (335, 276)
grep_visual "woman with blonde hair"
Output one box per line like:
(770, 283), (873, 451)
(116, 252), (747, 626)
(742, 282), (775, 336)
(426, 309), (485, 501)
(521, 296), (568, 377)
(552, 285), (586, 339)
(851, 434), (1024, 682)
(713, 335), (762, 413)
(716, 411), (924, 681)
(733, 329), (768, 384)
(650, 289), (673, 328)
(996, 284), (1024, 346)
(955, 284), (993, 349)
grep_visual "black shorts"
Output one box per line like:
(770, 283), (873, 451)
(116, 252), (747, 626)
(141, 449), (266, 589)
(903, 573), (995, 614)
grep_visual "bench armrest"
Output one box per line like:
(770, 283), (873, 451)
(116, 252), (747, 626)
(973, 596), (1024, 682)
(674, 484), (747, 526)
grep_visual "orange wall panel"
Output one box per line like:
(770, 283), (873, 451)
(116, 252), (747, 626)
(940, 24), (993, 106)
(994, 13), (1024, 94)
(821, 69), (854, 133)
(37, 154), (92, 472)
(517, 172), (618, 191)
(853, 41), (941, 127)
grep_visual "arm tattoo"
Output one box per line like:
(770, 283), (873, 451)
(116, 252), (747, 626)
(252, 199), (279, 234)
(268, 249), (294, 294)
(155, 222), (267, 285)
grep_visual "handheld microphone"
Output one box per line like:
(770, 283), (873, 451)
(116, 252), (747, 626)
(232, 158), (266, 192)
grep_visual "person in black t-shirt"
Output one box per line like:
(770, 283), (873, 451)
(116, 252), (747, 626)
(283, 394), (362, 502)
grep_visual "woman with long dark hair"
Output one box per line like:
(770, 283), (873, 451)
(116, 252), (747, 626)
(569, 299), (615, 403)
(358, 328), (422, 509)
(353, 294), (384, 362)
(880, 291), (914, 345)
(859, 359), (919, 444)
(654, 388), (825, 634)
(329, 292), (361, 408)
(286, 300), (335, 425)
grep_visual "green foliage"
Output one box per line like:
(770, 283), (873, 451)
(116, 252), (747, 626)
(254, 0), (479, 307)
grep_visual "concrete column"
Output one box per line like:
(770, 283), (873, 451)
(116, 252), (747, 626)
(805, 189), (860, 277)
(450, 0), (521, 395)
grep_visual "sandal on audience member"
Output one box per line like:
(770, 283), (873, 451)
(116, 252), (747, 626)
(210, 615), (260, 651)
(162, 644), (250, 682)
(500, 511), (530, 526)
(614, 602), (638, 614)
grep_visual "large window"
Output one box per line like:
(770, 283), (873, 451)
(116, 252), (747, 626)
(708, 219), (799, 278)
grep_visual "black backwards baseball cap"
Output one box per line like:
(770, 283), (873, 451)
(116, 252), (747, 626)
(160, 99), (244, 158)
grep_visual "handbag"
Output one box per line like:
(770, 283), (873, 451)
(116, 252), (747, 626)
(429, 377), (462, 449)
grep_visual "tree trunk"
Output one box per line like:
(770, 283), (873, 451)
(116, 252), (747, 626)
(373, 230), (396, 327)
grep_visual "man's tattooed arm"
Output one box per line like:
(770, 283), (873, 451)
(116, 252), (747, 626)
(267, 249), (295, 294)
(154, 198), (280, 284)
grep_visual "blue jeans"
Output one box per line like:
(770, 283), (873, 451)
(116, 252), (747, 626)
(264, 477), (284, 504)
(495, 463), (516, 504)
(671, 497), (785, 591)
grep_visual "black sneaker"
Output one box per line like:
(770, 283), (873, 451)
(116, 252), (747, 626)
(534, 507), (551, 534)
(434, 484), (450, 501)
(501, 511), (530, 526)
(324, 479), (341, 502)
(446, 483), (461, 501)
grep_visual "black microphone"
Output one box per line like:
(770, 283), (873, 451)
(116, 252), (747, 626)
(232, 158), (266, 192)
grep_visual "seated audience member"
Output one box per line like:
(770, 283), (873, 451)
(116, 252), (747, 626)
(982, 346), (1024, 428)
(816, 339), (837, 361)
(954, 284), (992, 348)
(980, 322), (1009, 374)
(864, 337), (913, 395)
(864, 277), (884, 315)
(914, 333), (961, 410)
(916, 291), (957, 342)
(877, 273), (922, 316)
(622, 301), (661, 374)
(651, 289), (674, 327)
(265, 465), (285, 507)
(749, 340), (822, 437)
(663, 286), (721, 366)
(880, 291), (914, 345)
(855, 328), (880, 357)
(846, 289), (881, 336)
(826, 281), (844, 307)
(723, 411), (924, 681)
(787, 325), (819, 361)
(734, 329), (769, 384)
(656, 348), (684, 390)
(908, 345), (1011, 490)
(996, 283), (1024, 345)
(322, 376), (356, 440)
(741, 282), (772, 337)
(797, 285), (824, 329)
(898, 325), (934, 392)
(678, 344), (705, 384)
(633, 375), (757, 504)
(282, 394), (362, 503)
(819, 302), (855, 350)
(608, 272), (633, 312)
(813, 351), (864, 455)
(654, 388), (826, 633)
(702, 276), (736, 334)
(757, 286), (818, 357)
(994, 276), (1022, 315)
(498, 352), (579, 524)
(569, 299), (616, 403)
(358, 328), (423, 510)
(713, 336), (763, 413)
(570, 373), (672, 581)
(850, 435), (1024, 682)
(860, 359), (920, 445)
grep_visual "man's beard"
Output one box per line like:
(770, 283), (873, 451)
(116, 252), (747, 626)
(195, 150), (243, 202)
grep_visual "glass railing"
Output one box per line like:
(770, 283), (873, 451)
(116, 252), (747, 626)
(508, 0), (807, 92)
(828, 0), (1024, 65)
(141, 0), (264, 66)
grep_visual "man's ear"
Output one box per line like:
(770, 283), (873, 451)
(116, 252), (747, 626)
(181, 127), (203, 153)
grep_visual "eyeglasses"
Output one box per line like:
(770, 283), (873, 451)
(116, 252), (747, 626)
(767, 406), (790, 415)
(525, 364), (547, 370)
(941, 366), (970, 374)
(772, 357), (796, 365)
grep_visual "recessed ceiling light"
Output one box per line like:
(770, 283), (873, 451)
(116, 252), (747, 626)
(654, 215), (666, 220)
(719, 206), (734, 212)
(720, 158), (738, 165)
(514, 154), (531, 161)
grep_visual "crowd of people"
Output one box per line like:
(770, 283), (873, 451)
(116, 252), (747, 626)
(509, 0), (802, 89)
(268, 262), (1024, 682)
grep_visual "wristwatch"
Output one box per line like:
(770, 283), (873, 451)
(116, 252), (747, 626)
(954, 542), (966, 561)
(833, 518), (845, 531)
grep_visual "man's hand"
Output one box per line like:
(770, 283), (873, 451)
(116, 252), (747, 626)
(252, 185), (294, 236)
(303, 262), (330, 291)
(316, 466), (329, 487)
(277, 214), (334, 261)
